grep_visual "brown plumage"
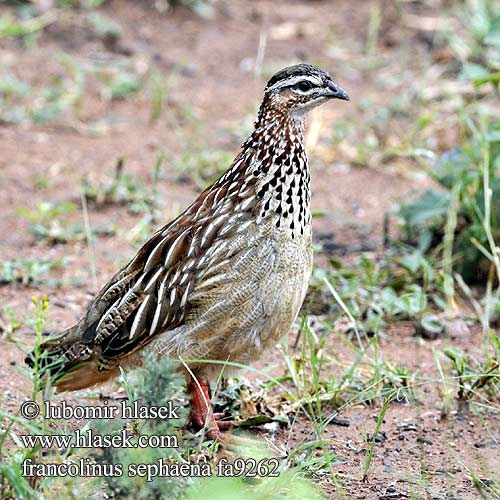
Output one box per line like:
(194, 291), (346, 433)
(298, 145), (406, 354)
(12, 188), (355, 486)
(27, 64), (349, 440)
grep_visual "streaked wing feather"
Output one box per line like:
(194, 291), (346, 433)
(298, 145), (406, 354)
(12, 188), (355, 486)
(76, 151), (257, 360)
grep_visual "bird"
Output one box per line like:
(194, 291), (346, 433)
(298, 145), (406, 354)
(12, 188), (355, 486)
(26, 64), (349, 441)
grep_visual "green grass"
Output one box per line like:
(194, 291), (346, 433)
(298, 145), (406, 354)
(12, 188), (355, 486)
(1, 295), (50, 500)
(310, 252), (448, 339)
(18, 201), (116, 244)
(83, 153), (165, 220)
(398, 112), (500, 285)
(444, 0), (500, 82)
(0, 1), (178, 130)
(0, 258), (67, 287)
(1, 297), (325, 499)
(0, 52), (171, 130)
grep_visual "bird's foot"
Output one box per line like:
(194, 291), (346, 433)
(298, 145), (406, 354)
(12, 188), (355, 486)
(187, 373), (233, 443)
(212, 412), (234, 431)
(187, 410), (233, 442)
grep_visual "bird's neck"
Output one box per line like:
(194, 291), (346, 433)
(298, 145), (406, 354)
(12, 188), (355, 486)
(251, 100), (306, 146)
(244, 104), (311, 239)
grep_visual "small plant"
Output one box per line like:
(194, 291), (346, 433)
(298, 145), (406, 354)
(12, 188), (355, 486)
(185, 469), (322, 500)
(316, 252), (446, 338)
(82, 158), (157, 214)
(399, 113), (500, 284)
(18, 201), (76, 241)
(441, 0), (500, 86)
(0, 295), (50, 499)
(362, 397), (389, 481)
(0, 46), (164, 127)
(444, 347), (499, 403)
(54, 0), (106, 7)
(0, 9), (55, 47)
(86, 11), (122, 42)
(91, 354), (189, 500)
(0, 306), (21, 341)
(82, 154), (165, 249)
(148, 69), (172, 123)
(0, 258), (66, 286)
(98, 70), (143, 101)
(18, 201), (115, 244)
(162, 0), (215, 19)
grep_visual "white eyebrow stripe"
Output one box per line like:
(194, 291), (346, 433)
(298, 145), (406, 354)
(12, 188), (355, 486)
(267, 74), (323, 91)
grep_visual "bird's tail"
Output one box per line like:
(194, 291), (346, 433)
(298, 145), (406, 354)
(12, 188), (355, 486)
(25, 326), (117, 392)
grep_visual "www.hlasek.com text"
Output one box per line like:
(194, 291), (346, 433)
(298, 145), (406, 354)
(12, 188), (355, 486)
(20, 427), (178, 450)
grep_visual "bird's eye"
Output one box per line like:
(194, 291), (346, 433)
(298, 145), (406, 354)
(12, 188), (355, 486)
(296, 81), (313, 92)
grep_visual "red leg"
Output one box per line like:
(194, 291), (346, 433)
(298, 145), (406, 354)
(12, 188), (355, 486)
(187, 373), (232, 441)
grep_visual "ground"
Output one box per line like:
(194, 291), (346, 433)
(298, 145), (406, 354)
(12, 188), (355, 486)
(0, 1), (499, 499)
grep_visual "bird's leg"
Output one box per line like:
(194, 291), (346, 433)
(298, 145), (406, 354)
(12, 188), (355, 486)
(186, 372), (232, 441)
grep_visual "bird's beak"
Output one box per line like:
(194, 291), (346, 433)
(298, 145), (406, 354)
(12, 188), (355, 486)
(323, 80), (350, 101)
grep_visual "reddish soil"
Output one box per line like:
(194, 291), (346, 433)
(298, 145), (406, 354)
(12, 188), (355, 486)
(0, 1), (498, 499)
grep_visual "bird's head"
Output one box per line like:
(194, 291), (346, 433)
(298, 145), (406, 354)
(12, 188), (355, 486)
(264, 63), (349, 115)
